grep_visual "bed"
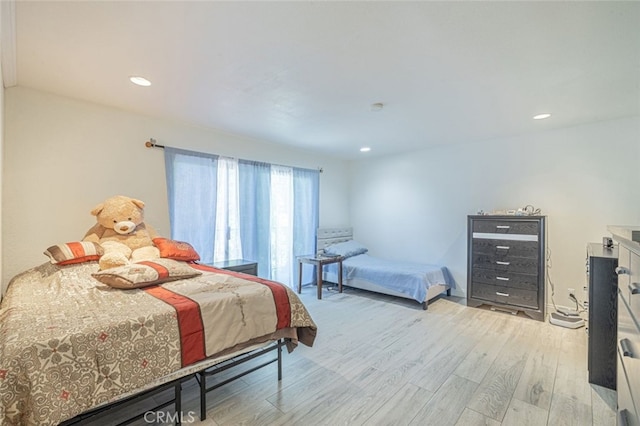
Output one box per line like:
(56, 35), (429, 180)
(0, 258), (317, 425)
(318, 227), (452, 309)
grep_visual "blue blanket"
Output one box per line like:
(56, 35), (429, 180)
(328, 254), (450, 303)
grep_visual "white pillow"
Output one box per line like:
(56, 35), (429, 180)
(324, 240), (368, 258)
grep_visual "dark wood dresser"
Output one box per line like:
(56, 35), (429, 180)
(467, 215), (546, 321)
(609, 226), (640, 426)
(586, 243), (618, 390)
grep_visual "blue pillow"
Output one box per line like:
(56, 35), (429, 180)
(324, 240), (368, 258)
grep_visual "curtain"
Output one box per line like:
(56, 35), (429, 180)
(164, 147), (218, 264)
(292, 167), (320, 285)
(269, 165), (294, 285)
(213, 157), (242, 262)
(238, 160), (271, 277)
(164, 148), (320, 288)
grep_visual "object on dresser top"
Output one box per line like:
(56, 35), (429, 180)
(467, 215), (546, 321)
(482, 205), (541, 216)
(608, 225), (640, 426)
(316, 227), (452, 310)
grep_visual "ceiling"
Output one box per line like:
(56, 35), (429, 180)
(7, 1), (640, 159)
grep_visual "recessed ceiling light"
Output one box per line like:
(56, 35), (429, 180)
(360, 147), (371, 152)
(370, 103), (384, 112)
(533, 113), (551, 120)
(129, 76), (151, 87)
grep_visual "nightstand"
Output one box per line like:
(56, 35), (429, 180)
(209, 259), (258, 276)
(297, 255), (343, 299)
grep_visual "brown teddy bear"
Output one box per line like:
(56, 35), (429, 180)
(83, 195), (160, 270)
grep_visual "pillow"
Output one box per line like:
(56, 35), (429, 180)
(44, 241), (104, 265)
(153, 237), (200, 261)
(323, 240), (368, 258)
(92, 258), (202, 289)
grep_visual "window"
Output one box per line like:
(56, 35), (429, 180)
(164, 147), (319, 288)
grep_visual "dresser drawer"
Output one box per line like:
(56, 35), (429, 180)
(471, 269), (538, 291)
(618, 292), (640, 413)
(471, 239), (539, 258)
(471, 283), (539, 309)
(618, 348), (640, 426)
(472, 220), (539, 235)
(471, 253), (539, 274)
(620, 249), (640, 317)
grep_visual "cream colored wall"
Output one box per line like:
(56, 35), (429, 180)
(2, 87), (350, 289)
(349, 116), (640, 310)
(0, 53), (4, 301)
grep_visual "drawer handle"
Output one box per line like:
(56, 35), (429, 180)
(496, 225), (510, 229)
(496, 261), (510, 266)
(616, 266), (629, 275)
(496, 246), (510, 250)
(619, 338), (633, 358)
(496, 292), (509, 297)
(496, 276), (510, 281)
(629, 283), (640, 295)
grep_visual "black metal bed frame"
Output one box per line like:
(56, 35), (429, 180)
(197, 338), (284, 420)
(59, 339), (285, 425)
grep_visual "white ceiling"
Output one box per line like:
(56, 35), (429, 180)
(8, 1), (640, 159)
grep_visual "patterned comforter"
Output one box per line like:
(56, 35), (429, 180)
(0, 262), (317, 425)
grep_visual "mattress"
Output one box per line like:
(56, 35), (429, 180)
(325, 253), (450, 303)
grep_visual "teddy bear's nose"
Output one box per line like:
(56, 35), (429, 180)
(114, 220), (136, 235)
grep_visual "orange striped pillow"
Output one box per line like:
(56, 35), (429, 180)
(92, 258), (202, 289)
(44, 241), (104, 265)
(153, 238), (200, 261)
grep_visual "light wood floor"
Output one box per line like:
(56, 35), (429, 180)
(104, 285), (616, 426)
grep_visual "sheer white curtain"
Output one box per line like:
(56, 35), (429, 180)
(213, 157), (242, 262)
(269, 165), (294, 285)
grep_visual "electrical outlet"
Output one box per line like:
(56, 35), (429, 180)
(568, 287), (575, 296)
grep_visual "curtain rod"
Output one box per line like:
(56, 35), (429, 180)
(144, 138), (323, 173)
(145, 138), (164, 149)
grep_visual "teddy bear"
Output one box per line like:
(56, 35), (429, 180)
(83, 195), (160, 270)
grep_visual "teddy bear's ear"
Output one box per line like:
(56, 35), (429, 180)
(130, 198), (145, 209)
(90, 203), (105, 216)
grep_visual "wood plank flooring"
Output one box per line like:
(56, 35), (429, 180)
(103, 285), (616, 425)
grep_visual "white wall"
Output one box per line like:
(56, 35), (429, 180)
(0, 30), (4, 302)
(5, 85), (638, 310)
(349, 116), (640, 308)
(2, 87), (350, 289)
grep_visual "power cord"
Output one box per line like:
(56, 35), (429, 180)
(523, 204), (542, 215)
(546, 246), (562, 312)
(568, 292), (587, 313)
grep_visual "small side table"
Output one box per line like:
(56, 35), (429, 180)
(297, 255), (343, 299)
